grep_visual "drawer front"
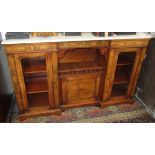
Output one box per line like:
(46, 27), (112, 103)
(5, 45), (34, 53)
(34, 43), (57, 51)
(111, 39), (150, 48)
(4, 43), (57, 54)
(58, 41), (109, 49)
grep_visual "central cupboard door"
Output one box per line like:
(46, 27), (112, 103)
(14, 52), (54, 111)
(60, 74), (101, 107)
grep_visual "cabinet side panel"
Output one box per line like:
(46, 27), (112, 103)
(130, 47), (148, 96)
(7, 54), (24, 113)
(14, 54), (28, 111)
(127, 49), (141, 96)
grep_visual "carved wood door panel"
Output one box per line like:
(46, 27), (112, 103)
(14, 52), (54, 111)
(60, 74), (101, 105)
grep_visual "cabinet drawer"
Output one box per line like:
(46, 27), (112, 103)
(34, 43), (57, 51)
(5, 43), (57, 54)
(5, 45), (34, 53)
(111, 39), (150, 48)
(58, 41), (109, 49)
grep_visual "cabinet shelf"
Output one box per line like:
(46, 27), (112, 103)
(27, 92), (49, 107)
(112, 64), (133, 97)
(113, 71), (129, 84)
(113, 65), (132, 84)
(22, 58), (46, 74)
(113, 77), (128, 84)
(58, 61), (104, 76)
(117, 62), (133, 66)
(111, 84), (128, 97)
(117, 52), (136, 66)
(25, 77), (48, 94)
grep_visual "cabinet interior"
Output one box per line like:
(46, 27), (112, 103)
(22, 57), (46, 74)
(21, 57), (49, 108)
(58, 48), (106, 77)
(111, 52), (136, 97)
(27, 92), (49, 107)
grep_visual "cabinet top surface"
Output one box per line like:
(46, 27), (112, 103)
(1, 32), (152, 45)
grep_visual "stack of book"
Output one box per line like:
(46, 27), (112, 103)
(92, 32), (113, 37)
(114, 32), (136, 35)
(6, 32), (30, 39)
(64, 32), (81, 36)
(31, 32), (58, 37)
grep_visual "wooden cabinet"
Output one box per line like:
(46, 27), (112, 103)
(3, 39), (150, 120)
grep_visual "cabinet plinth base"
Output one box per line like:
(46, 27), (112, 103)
(60, 101), (99, 111)
(19, 107), (61, 121)
(100, 97), (134, 108)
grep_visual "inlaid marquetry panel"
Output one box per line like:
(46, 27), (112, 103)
(4, 43), (57, 54)
(111, 39), (150, 48)
(60, 74), (101, 105)
(58, 41), (110, 49)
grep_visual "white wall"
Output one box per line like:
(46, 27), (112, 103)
(0, 33), (13, 95)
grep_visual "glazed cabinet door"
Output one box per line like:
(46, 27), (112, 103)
(103, 47), (142, 101)
(14, 52), (54, 111)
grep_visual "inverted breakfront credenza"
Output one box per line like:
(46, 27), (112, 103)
(3, 37), (150, 120)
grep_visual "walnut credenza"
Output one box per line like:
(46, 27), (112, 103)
(3, 39), (150, 120)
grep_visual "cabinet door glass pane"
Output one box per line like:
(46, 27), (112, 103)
(111, 52), (136, 97)
(21, 57), (49, 108)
